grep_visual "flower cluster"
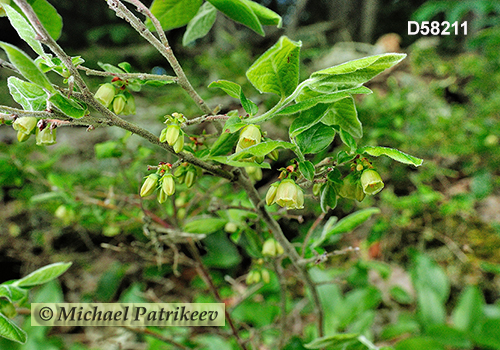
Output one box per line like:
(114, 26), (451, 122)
(160, 113), (185, 153)
(94, 81), (135, 115)
(140, 164), (177, 204)
(338, 162), (384, 201)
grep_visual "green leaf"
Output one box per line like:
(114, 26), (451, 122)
(97, 62), (125, 74)
(320, 183), (337, 213)
(210, 156), (271, 169)
(314, 208), (380, 247)
(425, 325), (472, 349)
(182, 2), (217, 45)
(29, 0), (63, 40)
(0, 285), (27, 304)
(184, 217), (227, 234)
(95, 141), (123, 159)
(246, 36), (301, 97)
(296, 123), (335, 154)
(410, 251), (450, 303)
(339, 128), (357, 152)
(14, 262), (72, 288)
(207, 0), (263, 36)
(241, 0), (281, 27)
(321, 96), (361, 138)
(280, 86), (371, 116)
(417, 286), (446, 327)
(309, 53), (407, 92)
(452, 285), (485, 332)
(149, 0), (203, 31)
(208, 80), (258, 115)
(229, 140), (295, 161)
(395, 337), (445, 350)
(0, 42), (54, 93)
(298, 160), (315, 182)
(209, 130), (240, 157)
(0, 287), (12, 303)
(4, 4), (46, 58)
(48, 93), (87, 118)
(361, 146), (423, 167)
(7, 77), (47, 111)
(118, 62), (131, 73)
(222, 114), (247, 133)
(304, 333), (359, 349)
(289, 103), (329, 138)
(474, 318), (500, 349)
(0, 312), (27, 344)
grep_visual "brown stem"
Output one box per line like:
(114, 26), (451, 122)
(187, 239), (248, 350)
(235, 171), (324, 337)
(123, 326), (191, 350)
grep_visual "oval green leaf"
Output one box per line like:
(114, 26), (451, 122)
(7, 76), (47, 111)
(149, 0), (203, 31)
(361, 146), (423, 167)
(14, 262), (72, 288)
(0, 313), (27, 344)
(182, 2), (217, 45)
(207, 0), (263, 36)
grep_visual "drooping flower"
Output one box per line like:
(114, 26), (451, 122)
(140, 174), (160, 197)
(360, 169), (384, 195)
(94, 83), (115, 107)
(274, 179), (304, 210)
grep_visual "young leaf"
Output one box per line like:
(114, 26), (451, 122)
(298, 160), (315, 182)
(361, 146), (423, 167)
(7, 77), (47, 111)
(314, 208), (381, 247)
(279, 86), (371, 116)
(339, 128), (357, 152)
(296, 123), (335, 154)
(208, 80), (258, 115)
(0, 312), (27, 344)
(207, 0), (264, 36)
(3, 4), (46, 58)
(149, 0), (203, 31)
(14, 262), (72, 288)
(320, 183), (337, 213)
(309, 53), (407, 92)
(229, 140), (296, 161)
(209, 131), (239, 157)
(241, 0), (281, 27)
(416, 285), (446, 327)
(452, 285), (485, 333)
(97, 62), (125, 74)
(0, 285), (27, 304)
(246, 36), (301, 97)
(182, 2), (217, 45)
(184, 217), (227, 234)
(304, 333), (359, 349)
(48, 93), (87, 118)
(321, 96), (362, 138)
(289, 103), (330, 138)
(29, 0), (63, 40)
(0, 42), (55, 93)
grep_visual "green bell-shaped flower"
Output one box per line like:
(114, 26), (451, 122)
(94, 83), (115, 107)
(161, 174), (175, 196)
(360, 169), (384, 195)
(13, 117), (37, 135)
(112, 94), (127, 114)
(140, 174), (160, 197)
(275, 179), (304, 210)
(35, 125), (57, 146)
(236, 124), (261, 152)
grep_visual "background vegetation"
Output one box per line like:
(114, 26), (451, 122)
(1, 0), (500, 349)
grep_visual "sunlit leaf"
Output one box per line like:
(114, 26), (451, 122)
(14, 262), (72, 288)
(361, 146), (423, 167)
(149, 0), (203, 31)
(182, 2), (217, 45)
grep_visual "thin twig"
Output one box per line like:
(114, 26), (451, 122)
(106, 0), (213, 116)
(235, 170), (325, 337)
(301, 212), (326, 258)
(123, 326), (191, 350)
(78, 65), (178, 82)
(187, 239), (249, 350)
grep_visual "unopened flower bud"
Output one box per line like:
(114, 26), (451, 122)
(36, 125), (56, 146)
(161, 174), (175, 196)
(94, 83), (115, 107)
(112, 94), (127, 114)
(262, 238), (277, 256)
(13, 117), (37, 135)
(360, 169), (384, 195)
(224, 222), (238, 233)
(236, 124), (261, 151)
(157, 188), (168, 203)
(140, 173), (159, 197)
(173, 134), (184, 153)
(246, 270), (261, 285)
(261, 269), (270, 283)
(174, 166), (185, 184)
(266, 182), (279, 206)
(268, 149), (279, 161)
(165, 124), (181, 146)
(184, 168), (196, 188)
(312, 183), (322, 196)
(245, 166), (262, 182)
(122, 94), (136, 115)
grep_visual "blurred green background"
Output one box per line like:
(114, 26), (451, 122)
(1, 0), (500, 349)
